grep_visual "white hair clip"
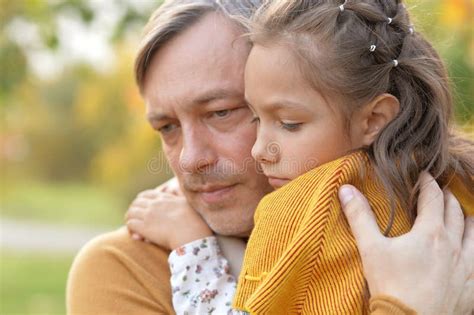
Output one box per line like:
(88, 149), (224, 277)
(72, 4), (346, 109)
(392, 59), (399, 67)
(408, 26), (414, 34)
(369, 44), (376, 52)
(387, 17), (393, 24)
(339, 0), (347, 12)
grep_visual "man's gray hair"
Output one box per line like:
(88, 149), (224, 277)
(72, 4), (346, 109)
(134, 0), (261, 93)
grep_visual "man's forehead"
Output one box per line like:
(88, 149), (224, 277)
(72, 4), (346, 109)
(142, 12), (250, 122)
(148, 14), (246, 69)
(143, 15), (249, 81)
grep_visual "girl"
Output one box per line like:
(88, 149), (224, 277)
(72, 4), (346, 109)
(127, 0), (474, 314)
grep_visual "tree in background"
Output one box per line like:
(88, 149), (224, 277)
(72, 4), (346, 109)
(1, 0), (171, 200)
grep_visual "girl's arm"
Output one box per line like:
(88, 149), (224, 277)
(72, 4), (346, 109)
(125, 188), (241, 314)
(169, 236), (237, 315)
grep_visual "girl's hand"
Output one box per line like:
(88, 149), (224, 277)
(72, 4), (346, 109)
(338, 172), (474, 315)
(154, 176), (183, 196)
(125, 188), (212, 250)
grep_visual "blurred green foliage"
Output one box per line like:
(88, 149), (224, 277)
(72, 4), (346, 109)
(406, 0), (474, 124)
(0, 251), (73, 315)
(1, 0), (172, 212)
(2, 178), (123, 226)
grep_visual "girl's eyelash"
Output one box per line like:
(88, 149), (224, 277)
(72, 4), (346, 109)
(281, 122), (302, 131)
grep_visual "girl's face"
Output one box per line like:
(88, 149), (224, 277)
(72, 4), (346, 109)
(245, 44), (362, 189)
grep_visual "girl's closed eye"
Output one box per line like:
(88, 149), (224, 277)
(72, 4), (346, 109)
(280, 121), (302, 131)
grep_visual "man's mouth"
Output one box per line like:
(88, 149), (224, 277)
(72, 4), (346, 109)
(193, 184), (238, 203)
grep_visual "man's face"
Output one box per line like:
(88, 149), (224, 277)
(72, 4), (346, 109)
(142, 12), (273, 236)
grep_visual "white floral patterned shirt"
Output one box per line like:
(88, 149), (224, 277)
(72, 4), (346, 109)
(169, 236), (248, 315)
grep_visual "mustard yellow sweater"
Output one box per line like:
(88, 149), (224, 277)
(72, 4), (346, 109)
(233, 151), (473, 314)
(67, 227), (419, 315)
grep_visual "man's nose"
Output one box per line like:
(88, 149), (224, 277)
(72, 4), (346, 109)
(179, 127), (218, 173)
(251, 133), (280, 165)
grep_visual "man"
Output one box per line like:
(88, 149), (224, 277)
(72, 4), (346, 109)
(67, 1), (473, 314)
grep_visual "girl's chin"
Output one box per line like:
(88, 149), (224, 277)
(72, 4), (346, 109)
(268, 177), (291, 189)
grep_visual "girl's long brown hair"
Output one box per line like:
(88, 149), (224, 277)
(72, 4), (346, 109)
(249, 0), (473, 227)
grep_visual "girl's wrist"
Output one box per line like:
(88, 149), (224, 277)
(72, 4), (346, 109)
(168, 236), (221, 272)
(169, 228), (213, 250)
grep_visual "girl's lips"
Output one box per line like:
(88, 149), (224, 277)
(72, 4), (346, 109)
(267, 177), (290, 189)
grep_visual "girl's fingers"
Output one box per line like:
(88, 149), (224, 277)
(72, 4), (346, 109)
(134, 192), (177, 205)
(443, 190), (464, 245)
(155, 177), (181, 195)
(126, 218), (145, 234)
(168, 188), (183, 196)
(126, 219), (145, 241)
(126, 207), (147, 221)
(158, 185), (169, 193)
(137, 189), (159, 199)
(131, 199), (149, 208)
(131, 233), (144, 241)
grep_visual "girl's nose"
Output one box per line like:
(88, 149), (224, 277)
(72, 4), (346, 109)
(251, 137), (280, 165)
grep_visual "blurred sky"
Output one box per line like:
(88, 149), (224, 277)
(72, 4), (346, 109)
(4, 0), (156, 79)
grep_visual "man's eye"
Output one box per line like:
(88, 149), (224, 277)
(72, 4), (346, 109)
(158, 123), (178, 134)
(281, 122), (302, 131)
(213, 109), (232, 118)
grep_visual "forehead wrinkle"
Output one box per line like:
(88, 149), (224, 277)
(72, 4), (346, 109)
(147, 86), (244, 122)
(193, 87), (243, 105)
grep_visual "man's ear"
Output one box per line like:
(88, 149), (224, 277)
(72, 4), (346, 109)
(352, 93), (400, 147)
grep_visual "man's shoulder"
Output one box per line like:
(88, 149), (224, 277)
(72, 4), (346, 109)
(70, 227), (143, 258)
(76, 226), (166, 258)
(67, 226), (174, 315)
(77, 226), (131, 254)
(69, 226), (171, 278)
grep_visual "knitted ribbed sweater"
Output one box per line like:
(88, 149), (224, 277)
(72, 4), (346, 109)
(233, 151), (473, 314)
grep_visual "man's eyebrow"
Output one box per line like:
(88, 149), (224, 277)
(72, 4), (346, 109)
(147, 112), (170, 123)
(193, 88), (242, 105)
